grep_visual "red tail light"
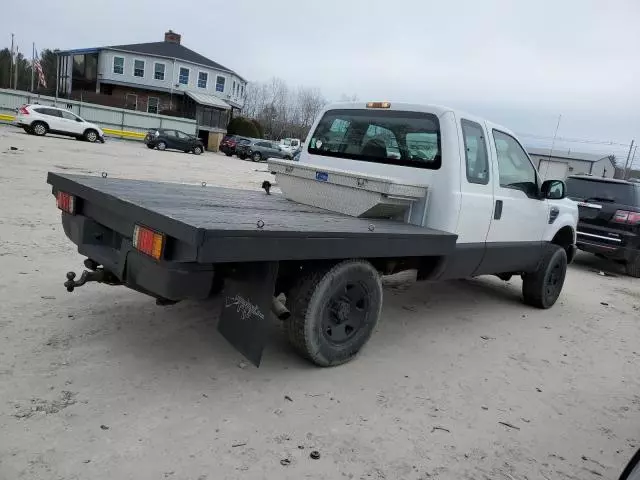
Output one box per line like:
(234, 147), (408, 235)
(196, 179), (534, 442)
(19, 106), (29, 115)
(613, 210), (640, 225)
(133, 225), (165, 260)
(56, 191), (76, 214)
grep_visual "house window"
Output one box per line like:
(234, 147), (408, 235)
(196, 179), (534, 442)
(125, 93), (137, 110)
(198, 71), (208, 89)
(133, 59), (145, 78)
(240, 84), (244, 97)
(216, 76), (225, 92)
(113, 56), (124, 75)
(233, 81), (236, 96)
(179, 67), (189, 85)
(154, 63), (165, 81)
(147, 97), (159, 114)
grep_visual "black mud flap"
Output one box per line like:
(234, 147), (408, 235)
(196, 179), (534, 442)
(217, 262), (278, 367)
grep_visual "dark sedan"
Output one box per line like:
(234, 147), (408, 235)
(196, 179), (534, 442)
(144, 128), (205, 155)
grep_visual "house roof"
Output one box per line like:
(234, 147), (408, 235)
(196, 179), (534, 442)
(527, 147), (611, 163)
(104, 41), (245, 81)
(186, 91), (231, 110)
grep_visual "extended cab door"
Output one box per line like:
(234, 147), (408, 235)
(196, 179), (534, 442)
(445, 118), (495, 278)
(477, 128), (549, 274)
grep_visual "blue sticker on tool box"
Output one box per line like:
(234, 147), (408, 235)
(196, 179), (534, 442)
(315, 171), (329, 182)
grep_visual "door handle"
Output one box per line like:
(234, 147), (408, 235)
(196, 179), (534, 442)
(494, 200), (503, 220)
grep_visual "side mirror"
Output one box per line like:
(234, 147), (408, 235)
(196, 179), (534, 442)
(619, 448), (640, 480)
(541, 179), (566, 200)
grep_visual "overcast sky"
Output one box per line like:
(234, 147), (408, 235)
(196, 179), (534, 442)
(2, 0), (639, 163)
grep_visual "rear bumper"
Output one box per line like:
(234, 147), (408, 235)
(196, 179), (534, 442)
(62, 213), (215, 301)
(576, 231), (638, 263)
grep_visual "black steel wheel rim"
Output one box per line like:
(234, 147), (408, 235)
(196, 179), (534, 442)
(322, 282), (369, 344)
(545, 261), (562, 301)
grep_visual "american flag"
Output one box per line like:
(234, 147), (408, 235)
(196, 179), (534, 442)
(33, 48), (46, 88)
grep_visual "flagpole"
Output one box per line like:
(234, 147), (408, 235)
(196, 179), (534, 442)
(31, 43), (35, 93)
(9, 34), (14, 89)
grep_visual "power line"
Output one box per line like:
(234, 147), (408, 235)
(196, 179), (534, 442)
(517, 132), (632, 148)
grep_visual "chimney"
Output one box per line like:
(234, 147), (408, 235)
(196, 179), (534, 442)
(164, 30), (181, 44)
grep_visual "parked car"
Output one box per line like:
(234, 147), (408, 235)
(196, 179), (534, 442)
(15, 105), (105, 143)
(219, 135), (248, 157)
(144, 128), (204, 155)
(566, 174), (640, 277)
(234, 138), (255, 159)
(239, 139), (291, 162)
(278, 138), (301, 156)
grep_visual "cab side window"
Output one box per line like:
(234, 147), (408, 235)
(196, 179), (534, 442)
(492, 130), (538, 197)
(461, 119), (489, 185)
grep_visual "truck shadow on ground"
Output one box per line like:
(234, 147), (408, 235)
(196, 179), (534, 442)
(89, 274), (531, 374)
(569, 251), (626, 277)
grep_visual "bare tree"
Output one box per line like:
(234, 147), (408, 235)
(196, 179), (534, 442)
(242, 77), (327, 139)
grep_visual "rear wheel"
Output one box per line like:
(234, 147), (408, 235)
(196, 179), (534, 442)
(252, 152), (262, 162)
(84, 129), (98, 143)
(157, 141), (167, 151)
(193, 145), (203, 155)
(522, 245), (567, 309)
(286, 260), (382, 367)
(32, 122), (47, 136)
(625, 256), (640, 278)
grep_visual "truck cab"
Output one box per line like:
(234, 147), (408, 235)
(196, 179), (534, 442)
(298, 102), (578, 279)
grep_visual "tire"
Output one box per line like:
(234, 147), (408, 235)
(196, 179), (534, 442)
(238, 154), (247, 160)
(286, 260), (382, 367)
(193, 145), (203, 155)
(146, 144), (155, 149)
(252, 152), (262, 162)
(224, 152), (232, 157)
(84, 129), (98, 143)
(157, 141), (167, 151)
(32, 122), (47, 136)
(625, 256), (640, 278)
(522, 245), (567, 309)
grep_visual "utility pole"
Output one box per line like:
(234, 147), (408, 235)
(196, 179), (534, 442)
(623, 139), (635, 179)
(9, 33), (14, 89)
(14, 45), (19, 89)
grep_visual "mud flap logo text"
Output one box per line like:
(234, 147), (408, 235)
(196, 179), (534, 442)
(225, 295), (265, 321)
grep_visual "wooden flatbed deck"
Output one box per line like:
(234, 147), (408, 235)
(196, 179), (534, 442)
(48, 173), (457, 263)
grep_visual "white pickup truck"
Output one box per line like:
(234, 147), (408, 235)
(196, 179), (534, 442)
(47, 101), (578, 367)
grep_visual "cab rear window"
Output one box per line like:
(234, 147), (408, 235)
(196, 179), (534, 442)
(308, 109), (441, 169)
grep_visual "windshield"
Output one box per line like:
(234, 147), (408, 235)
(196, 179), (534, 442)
(566, 177), (638, 205)
(281, 139), (292, 146)
(308, 109), (441, 169)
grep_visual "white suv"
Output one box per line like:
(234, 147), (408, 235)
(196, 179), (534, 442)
(15, 105), (105, 143)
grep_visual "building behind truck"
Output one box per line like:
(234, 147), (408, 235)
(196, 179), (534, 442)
(55, 30), (247, 151)
(527, 147), (616, 181)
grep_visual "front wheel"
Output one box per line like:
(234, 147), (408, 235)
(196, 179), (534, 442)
(156, 141), (167, 151)
(286, 260), (382, 367)
(193, 145), (203, 155)
(252, 152), (262, 162)
(84, 129), (98, 143)
(522, 245), (567, 309)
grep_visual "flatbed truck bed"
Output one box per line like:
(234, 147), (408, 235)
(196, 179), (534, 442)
(48, 172), (457, 367)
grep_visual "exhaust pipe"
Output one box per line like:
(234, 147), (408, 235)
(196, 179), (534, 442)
(271, 295), (290, 320)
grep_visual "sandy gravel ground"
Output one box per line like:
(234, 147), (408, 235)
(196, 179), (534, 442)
(0, 126), (638, 480)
